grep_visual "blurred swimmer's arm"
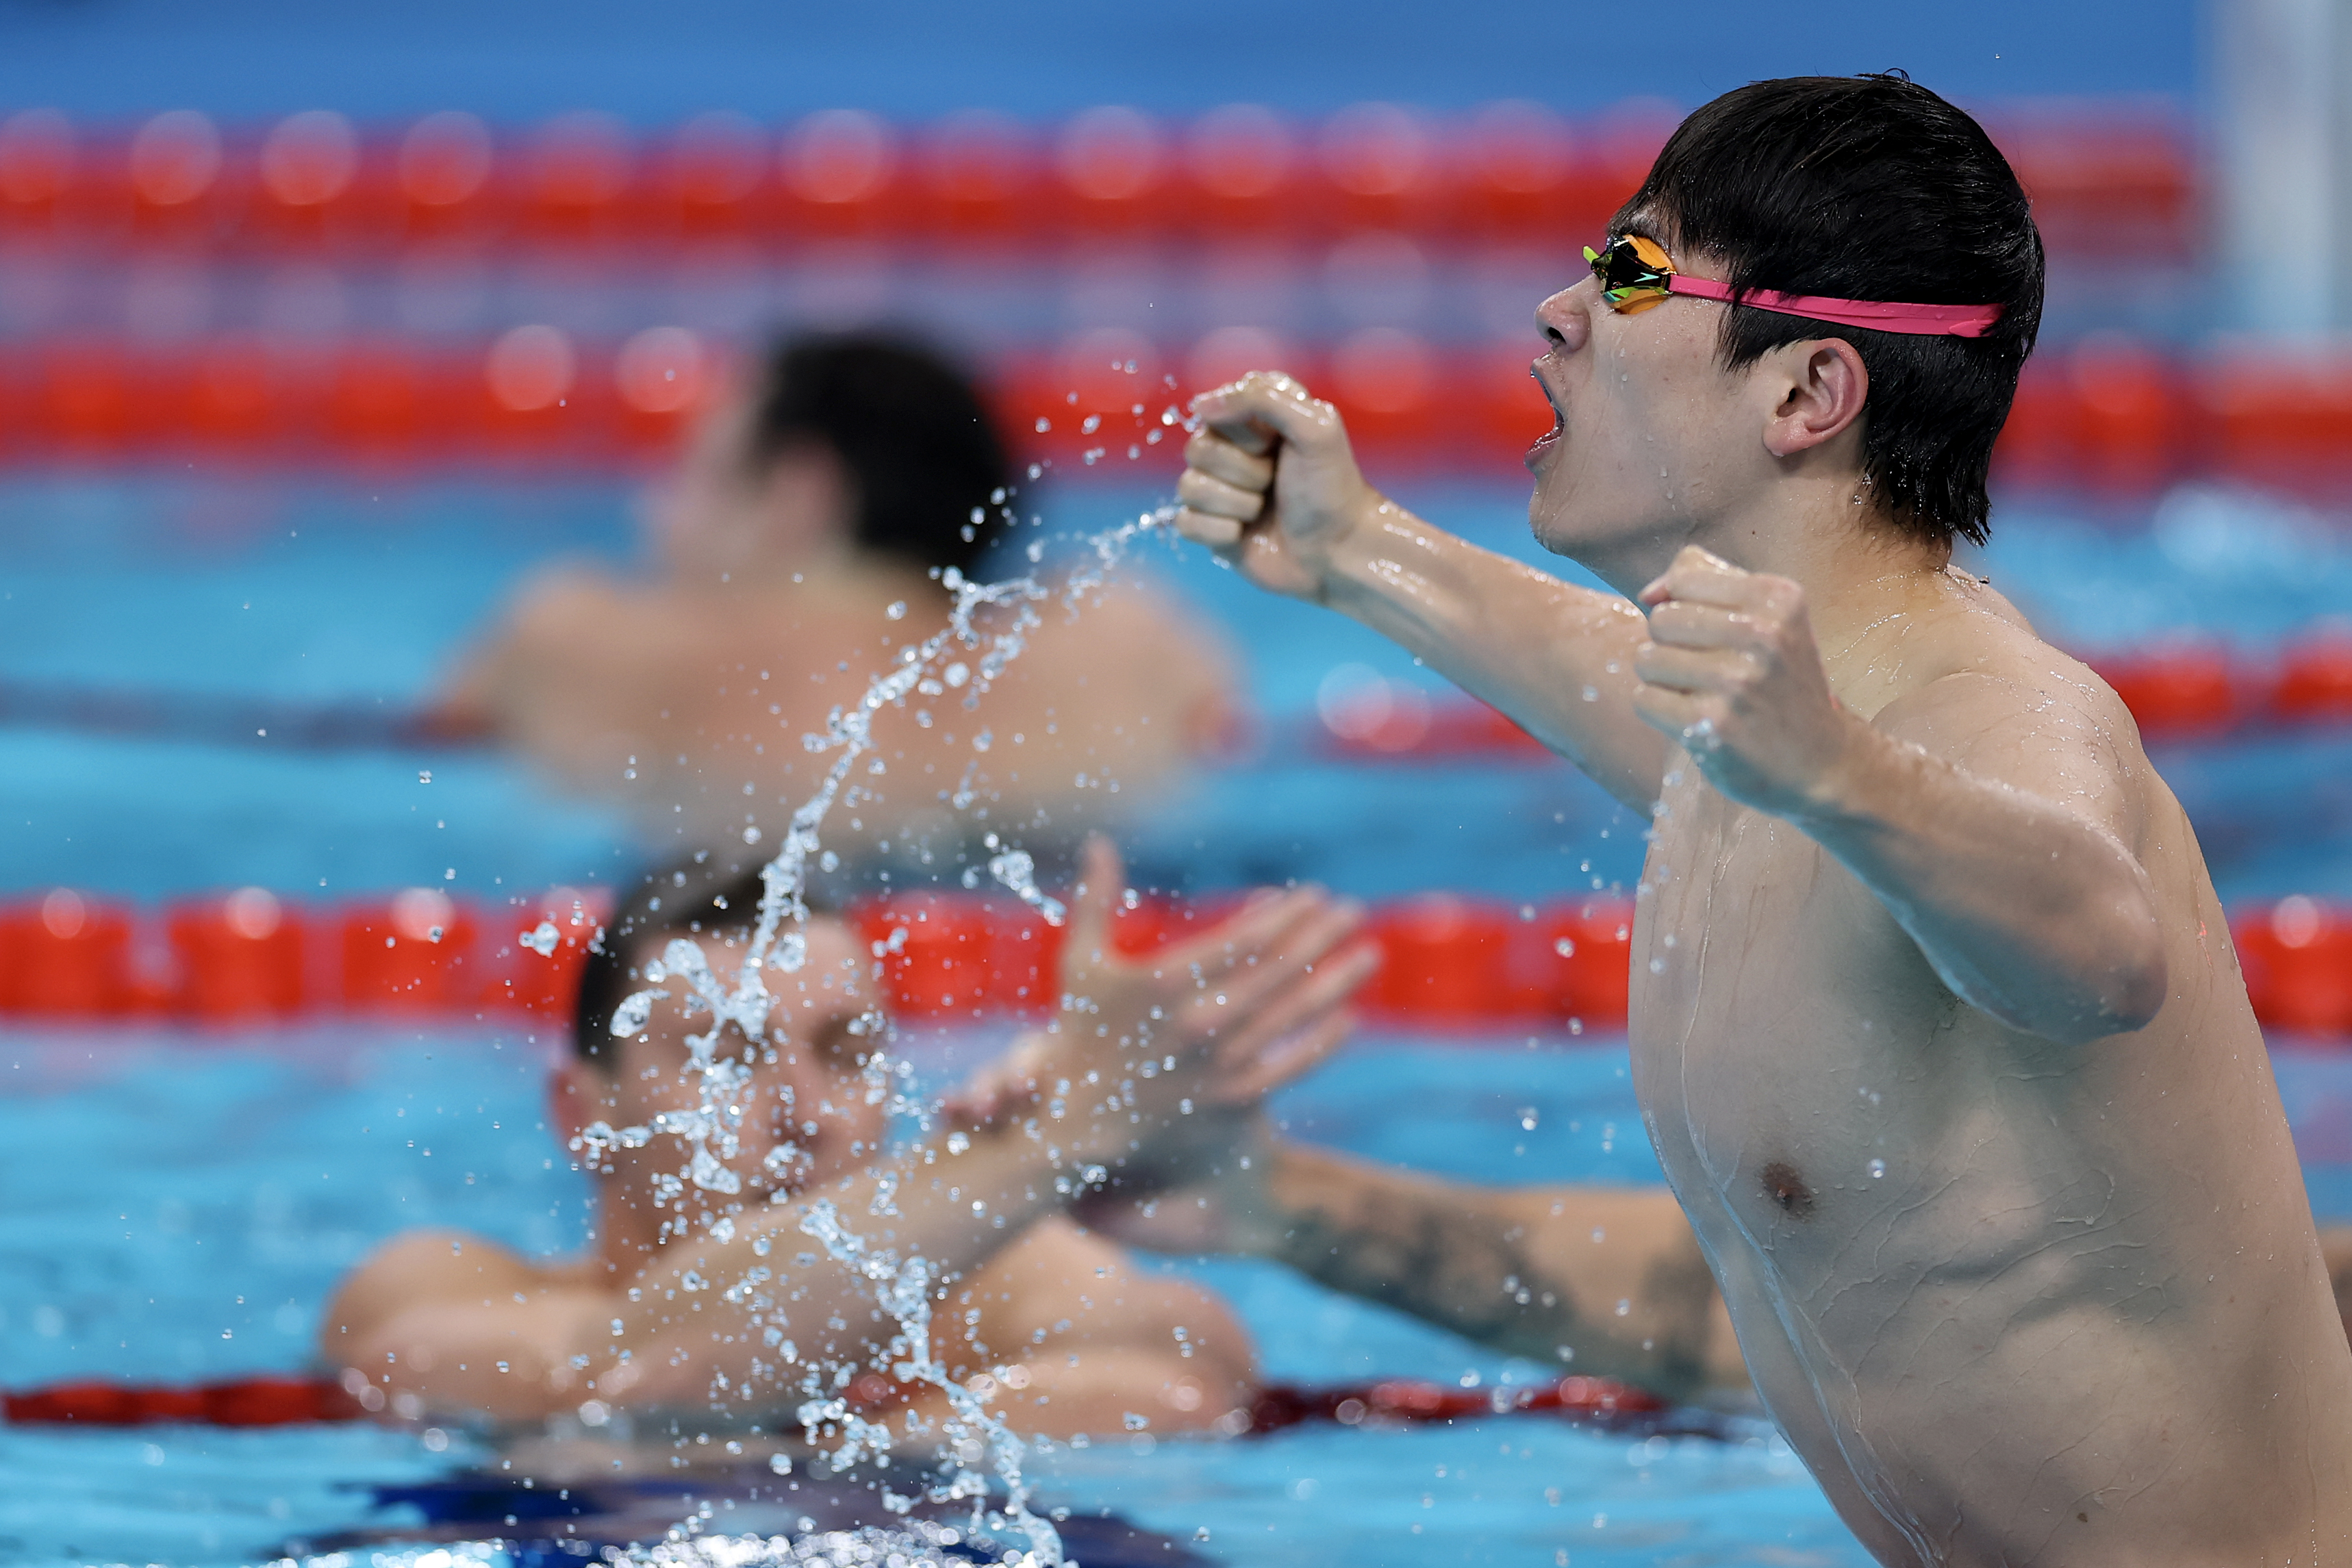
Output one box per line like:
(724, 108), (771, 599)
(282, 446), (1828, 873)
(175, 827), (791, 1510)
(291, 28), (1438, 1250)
(1633, 547), (2167, 1046)
(319, 1229), (621, 1420)
(612, 842), (1375, 1406)
(1173, 371), (1668, 809)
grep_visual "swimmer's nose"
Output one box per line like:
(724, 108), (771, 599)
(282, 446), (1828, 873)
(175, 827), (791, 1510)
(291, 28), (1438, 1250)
(1534, 282), (1593, 356)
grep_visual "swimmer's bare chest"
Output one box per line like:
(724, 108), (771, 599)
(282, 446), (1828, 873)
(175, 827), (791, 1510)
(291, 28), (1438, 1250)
(1626, 759), (1962, 1209)
(1618, 766), (2112, 1355)
(1615, 761), (2352, 1560)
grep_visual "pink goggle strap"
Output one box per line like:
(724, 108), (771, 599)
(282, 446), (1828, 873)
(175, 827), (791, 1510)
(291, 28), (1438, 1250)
(1665, 275), (2003, 338)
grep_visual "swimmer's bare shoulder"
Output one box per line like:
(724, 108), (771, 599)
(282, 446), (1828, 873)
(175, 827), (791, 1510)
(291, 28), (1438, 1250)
(320, 1229), (615, 1419)
(1863, 572), (2148, 823)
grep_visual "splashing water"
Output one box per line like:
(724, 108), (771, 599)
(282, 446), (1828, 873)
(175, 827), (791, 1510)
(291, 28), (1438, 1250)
(289, 1522), (996, 1568)
(579, 507), (1174, 1563)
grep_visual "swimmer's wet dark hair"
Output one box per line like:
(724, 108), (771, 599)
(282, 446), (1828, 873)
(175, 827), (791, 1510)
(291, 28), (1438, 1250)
(573, 854), (839, 1072)
(1620, 73), (2043, 548)
(746, 331), (1013, 578)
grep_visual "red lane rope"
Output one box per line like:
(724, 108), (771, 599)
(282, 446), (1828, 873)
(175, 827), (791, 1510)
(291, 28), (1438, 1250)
(3, 1374), (360, 1428)
(0, 1370), (1664, 1435)
(0, 106), (2187, 262)
(4, 885), (2350, 1036)
(8, 331), (2352, 488)
(0, 883), (1635, 1032)
(1316, 637), (2352, 760)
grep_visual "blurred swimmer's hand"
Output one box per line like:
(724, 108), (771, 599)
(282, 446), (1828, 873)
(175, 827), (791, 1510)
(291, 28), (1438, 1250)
(1633, 544), (1862, 818)
(957, 837), (1376, 1178)
(1174, 371), (1382, 600)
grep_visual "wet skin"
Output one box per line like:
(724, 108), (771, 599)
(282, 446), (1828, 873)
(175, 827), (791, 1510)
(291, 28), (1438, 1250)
(1169, 249), (2352, 1562)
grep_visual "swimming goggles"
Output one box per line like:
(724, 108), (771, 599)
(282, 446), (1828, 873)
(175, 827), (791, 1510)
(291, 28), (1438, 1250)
(1583, 233), (2004, 339)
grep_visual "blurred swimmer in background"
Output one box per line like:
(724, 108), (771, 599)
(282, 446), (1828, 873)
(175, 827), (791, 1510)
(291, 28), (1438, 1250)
(432, 331), (1237, 880)
(322, 842), (1376, 1448)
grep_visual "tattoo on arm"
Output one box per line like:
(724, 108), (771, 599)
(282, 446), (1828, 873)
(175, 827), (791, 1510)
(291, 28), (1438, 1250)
(1266, 1193), (1717, 1402)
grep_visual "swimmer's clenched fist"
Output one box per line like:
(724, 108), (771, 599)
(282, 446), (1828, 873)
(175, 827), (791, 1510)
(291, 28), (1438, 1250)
(1632, 545), (1854, 818)
(1174, 372), (1380, 601)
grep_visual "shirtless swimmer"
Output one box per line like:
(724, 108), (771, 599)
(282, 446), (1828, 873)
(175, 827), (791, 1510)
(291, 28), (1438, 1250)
(1170, 73), (2352, 1565)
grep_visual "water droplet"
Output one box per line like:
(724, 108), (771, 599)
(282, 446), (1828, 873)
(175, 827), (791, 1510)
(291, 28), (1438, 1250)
(1869, 1159), (1886, 1178)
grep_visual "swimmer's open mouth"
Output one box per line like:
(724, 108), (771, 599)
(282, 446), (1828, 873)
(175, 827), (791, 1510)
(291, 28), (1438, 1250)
(1528, 362), (1567, 457)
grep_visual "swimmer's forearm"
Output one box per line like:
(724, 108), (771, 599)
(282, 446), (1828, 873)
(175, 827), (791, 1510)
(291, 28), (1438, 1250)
(1796, 725), (2168, 1045)
(1244, 1143), (1721, 1400)
(1319, 501), (1665, 805)
(618, 1128), (1080, 1378)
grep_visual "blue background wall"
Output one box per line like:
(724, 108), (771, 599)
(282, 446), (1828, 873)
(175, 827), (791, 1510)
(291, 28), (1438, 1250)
(0, 0), (2197, 123)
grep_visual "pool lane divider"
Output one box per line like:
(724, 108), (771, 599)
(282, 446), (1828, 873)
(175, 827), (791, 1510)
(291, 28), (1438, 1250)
(20, 332), (2352, 495)
(4, 885), (2350, 1038)
(0, 1367), (1703, 1439)
(0, 885), (1638, 1034)
(1317, 634), (2352, 760)
(0, 105), (2186, 266)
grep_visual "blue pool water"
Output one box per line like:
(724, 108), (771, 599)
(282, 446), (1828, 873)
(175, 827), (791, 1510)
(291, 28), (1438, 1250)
(1, 1026), (1867, 1567)
(12, 1025), (2352, 1568)
(5, 472), (2352, 1565)
(6, 475), (2352, 903)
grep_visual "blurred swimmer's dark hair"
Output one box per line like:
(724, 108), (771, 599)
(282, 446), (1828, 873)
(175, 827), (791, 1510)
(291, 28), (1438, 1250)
(746, 331), (1013, 579)
(573, 854), (842, 1071)
(1619, 73), (2043, 548)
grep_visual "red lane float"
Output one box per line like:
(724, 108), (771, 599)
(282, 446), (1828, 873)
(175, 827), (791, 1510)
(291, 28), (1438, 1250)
(169, 887), (305, 1021)
(3, 1374), (361, 1428)
(1, 1369), (1660, 1434)
(0, 888), (134, 1015)
(342, 888), (479, 1012)
(0, 106), (2188, 262)
(2236, 897), (2352, 1037)
(2277, 633), (2352, 722)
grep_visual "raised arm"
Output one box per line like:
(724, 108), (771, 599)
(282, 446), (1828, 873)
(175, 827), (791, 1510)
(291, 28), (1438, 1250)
(1172, 372), (1669, 809)
(1631, 546), (2168, 1046)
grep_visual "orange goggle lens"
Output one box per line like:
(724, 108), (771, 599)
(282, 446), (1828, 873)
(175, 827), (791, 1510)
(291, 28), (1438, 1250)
(1584, 233), (1678, 313)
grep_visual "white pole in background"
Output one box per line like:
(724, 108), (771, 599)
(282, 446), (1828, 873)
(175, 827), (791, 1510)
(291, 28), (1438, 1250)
(2210, 0), (2352, 332)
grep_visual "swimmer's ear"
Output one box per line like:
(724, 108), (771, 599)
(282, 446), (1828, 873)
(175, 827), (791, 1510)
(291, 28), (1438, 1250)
(546, 1061), (605, 1156)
